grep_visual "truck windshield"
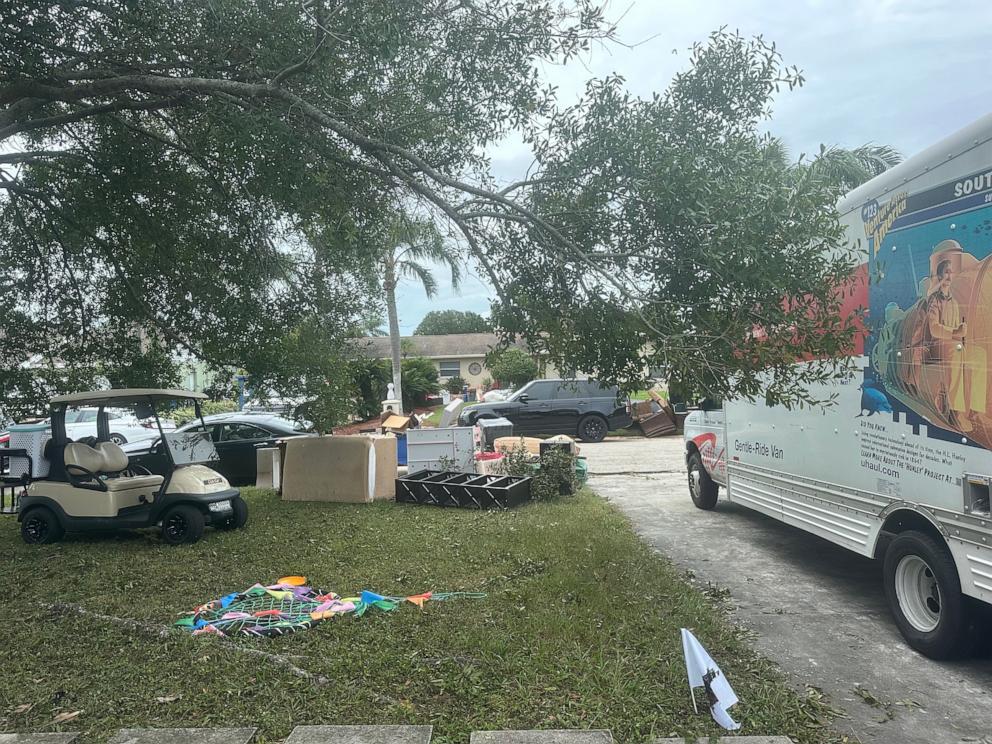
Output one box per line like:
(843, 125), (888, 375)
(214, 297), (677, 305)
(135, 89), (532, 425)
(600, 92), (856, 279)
(164, 431), (220, 465)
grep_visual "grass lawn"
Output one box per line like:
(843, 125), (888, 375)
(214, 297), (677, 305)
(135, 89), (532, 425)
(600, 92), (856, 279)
(421, 404), (445, 427)
(422, 400), (481, 427)
(0, 489), (836, 743)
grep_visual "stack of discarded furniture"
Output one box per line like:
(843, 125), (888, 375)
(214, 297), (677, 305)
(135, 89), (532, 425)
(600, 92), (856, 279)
(632, 391), (678, 437)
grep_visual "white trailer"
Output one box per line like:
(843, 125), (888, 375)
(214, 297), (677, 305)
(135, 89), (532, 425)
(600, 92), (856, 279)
(684, 114), (992, 659)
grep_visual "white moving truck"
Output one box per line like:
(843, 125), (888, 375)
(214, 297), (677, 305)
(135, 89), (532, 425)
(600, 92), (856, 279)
(683, 115), (992, 659)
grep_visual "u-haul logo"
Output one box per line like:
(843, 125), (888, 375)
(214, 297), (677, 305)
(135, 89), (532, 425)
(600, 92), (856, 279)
(862, 193), (907, 256)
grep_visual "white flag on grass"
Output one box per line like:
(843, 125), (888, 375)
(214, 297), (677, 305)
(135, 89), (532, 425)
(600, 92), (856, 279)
(681, 628), (741, 730)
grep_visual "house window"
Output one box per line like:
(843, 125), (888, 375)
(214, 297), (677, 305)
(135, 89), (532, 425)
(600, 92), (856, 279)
(438, 360), (461, 378)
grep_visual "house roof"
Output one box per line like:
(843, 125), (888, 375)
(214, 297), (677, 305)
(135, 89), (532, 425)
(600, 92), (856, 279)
(351, 333), (527, 360)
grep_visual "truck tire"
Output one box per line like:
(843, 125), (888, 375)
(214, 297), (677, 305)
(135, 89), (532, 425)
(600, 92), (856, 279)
(161, 505), (205, 545)
(577, 414), (608, 443)
(883, 530), (971, 659)
(687, 451), (719, 510)
(21, 507), (65, 545)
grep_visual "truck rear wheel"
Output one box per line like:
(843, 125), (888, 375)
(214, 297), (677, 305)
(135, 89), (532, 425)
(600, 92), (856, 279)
(883, 530), (971, 659)
(687, 451), (719, 510)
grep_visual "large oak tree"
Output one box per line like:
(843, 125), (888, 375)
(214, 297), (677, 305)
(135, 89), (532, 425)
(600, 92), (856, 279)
(2, 3), (862, 419)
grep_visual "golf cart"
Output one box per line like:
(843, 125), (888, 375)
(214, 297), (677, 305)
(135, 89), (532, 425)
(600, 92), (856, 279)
(14, 388), (248, 545)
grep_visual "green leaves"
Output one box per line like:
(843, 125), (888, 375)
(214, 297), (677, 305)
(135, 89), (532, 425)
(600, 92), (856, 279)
(415, 310), (490, 336)
(486, 30), (869, 407)
(487, 349), (539, 389)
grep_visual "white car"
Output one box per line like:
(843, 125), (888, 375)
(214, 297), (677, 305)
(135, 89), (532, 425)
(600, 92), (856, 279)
(63, 407), (176, 445)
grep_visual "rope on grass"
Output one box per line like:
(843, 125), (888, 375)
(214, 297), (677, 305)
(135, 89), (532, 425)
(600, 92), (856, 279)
(39, 601), (330, 685)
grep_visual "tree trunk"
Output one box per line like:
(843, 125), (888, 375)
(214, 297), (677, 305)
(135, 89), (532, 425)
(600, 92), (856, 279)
(384, 259), (403, 415)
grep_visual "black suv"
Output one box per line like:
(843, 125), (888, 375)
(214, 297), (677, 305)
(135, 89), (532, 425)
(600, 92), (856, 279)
(459, 379), (632, 442)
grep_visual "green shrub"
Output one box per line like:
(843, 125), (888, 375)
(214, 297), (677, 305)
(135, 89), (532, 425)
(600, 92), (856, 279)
(487, 348), (539, 389)
(169, 399), (238, 426)
(400, 357), (439, 410)
(350, 358), (391, 420)
(445, 375), (466, 394)
(497, 444), (578, 502)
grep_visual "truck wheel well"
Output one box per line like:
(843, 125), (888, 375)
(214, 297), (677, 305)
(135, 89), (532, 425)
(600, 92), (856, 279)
(875, 508), (945, 559)
(685, 441), (699, 463)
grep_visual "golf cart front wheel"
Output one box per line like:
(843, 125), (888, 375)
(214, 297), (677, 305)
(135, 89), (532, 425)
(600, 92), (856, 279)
(161, 505), (205, 545)
(215, 497), (248, 531)
(883, 530), (970, 659)
(21, 507), (65, 545)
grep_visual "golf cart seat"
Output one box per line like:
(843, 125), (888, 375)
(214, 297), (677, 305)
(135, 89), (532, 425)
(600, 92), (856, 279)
(64, 442), (165, 491)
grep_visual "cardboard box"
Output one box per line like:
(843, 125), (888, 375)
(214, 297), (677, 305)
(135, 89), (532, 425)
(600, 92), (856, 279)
(381, 414), (415, 432)
(544, 434), (580, 455)
(494, 436), (543, 456)
(281, 436), (377, 503)
(475, 452), (505, 475)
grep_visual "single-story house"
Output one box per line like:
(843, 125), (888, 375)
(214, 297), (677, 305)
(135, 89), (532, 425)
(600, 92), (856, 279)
(352, 333), (557, 388)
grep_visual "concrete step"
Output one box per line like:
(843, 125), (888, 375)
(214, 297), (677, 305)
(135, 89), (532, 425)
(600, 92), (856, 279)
(654, 739), (792, 743)
(285, 726), (433, 744)
(2, 729), (793, 743)
(108, 729), (257, 744)
(470, 733), (613, 744)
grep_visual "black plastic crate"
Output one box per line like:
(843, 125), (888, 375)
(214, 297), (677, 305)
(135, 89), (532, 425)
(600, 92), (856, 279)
(396, 469), (532, 509)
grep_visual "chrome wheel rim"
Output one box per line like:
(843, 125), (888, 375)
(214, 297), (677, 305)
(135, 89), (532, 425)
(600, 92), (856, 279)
(895, 554), (941, 632)
(688, 465), (701, 498)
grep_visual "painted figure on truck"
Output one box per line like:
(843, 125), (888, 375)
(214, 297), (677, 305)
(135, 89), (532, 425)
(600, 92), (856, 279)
(872, 236), (990, 447)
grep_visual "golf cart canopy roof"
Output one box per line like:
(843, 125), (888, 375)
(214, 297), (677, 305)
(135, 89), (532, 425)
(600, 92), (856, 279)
(50, 388), (208, 406)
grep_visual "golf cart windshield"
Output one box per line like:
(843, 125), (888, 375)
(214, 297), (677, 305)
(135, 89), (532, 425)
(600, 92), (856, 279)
(163, 431), (219, 465)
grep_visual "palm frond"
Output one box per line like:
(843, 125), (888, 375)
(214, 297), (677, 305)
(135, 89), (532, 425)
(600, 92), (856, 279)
(851, 143), (903, 177)
(391, 217), (463, 291)
(397, 259), (439, 297)
(806, 142), (902, 190)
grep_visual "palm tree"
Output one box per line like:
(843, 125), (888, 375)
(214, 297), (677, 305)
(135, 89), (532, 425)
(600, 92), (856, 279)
(381, 217), (461, 413)
(764, 139), (903, 190)
(811, 143), (903, 190)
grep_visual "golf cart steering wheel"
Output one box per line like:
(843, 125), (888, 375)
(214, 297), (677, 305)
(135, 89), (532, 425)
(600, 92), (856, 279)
(125, 464), (153, 476)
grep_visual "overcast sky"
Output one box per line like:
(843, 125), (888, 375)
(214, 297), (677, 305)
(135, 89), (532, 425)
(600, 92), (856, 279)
(393, 0), (992, 334)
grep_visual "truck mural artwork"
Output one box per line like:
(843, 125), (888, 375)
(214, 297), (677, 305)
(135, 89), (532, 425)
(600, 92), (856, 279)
(685, 115), (992, 660)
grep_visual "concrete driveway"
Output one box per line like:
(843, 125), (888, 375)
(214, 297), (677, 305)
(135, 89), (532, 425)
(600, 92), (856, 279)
(584, 436), (992, 744)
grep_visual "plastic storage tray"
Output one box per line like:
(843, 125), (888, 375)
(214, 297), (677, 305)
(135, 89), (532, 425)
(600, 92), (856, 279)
(396, 470), (531, 509)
